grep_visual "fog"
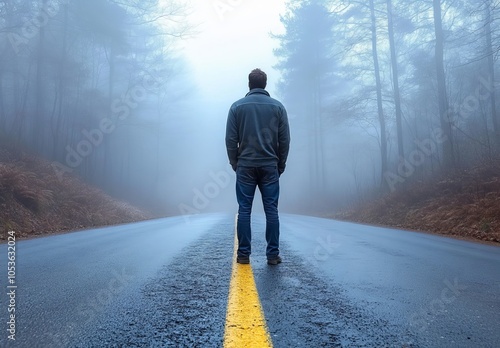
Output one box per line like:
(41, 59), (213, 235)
(1, 0), (499, 218)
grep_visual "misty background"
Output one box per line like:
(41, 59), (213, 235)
(0, 0), (499, 218)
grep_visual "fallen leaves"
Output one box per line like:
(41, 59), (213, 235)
(336, 161), (500, 244)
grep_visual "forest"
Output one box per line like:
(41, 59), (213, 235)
(0, 0), (499, 216)
(275, 0), (500, 212)
(0, 0), (196, 214)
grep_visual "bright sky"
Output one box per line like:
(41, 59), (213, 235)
(182, 0), (287, 102)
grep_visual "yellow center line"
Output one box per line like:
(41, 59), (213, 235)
(223, 217), (273, 348)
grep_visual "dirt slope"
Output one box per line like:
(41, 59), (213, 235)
(335, 161), (500, 244)
(0, 148), (152, 240)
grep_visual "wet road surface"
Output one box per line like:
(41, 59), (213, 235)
(1, 213), (499, 347)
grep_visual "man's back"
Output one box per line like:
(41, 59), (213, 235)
(226, 88), (290, 172)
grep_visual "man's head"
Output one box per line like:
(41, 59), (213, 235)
(248, 68), (267, 90)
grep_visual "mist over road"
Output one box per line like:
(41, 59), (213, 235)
(0, 214), (499, 347)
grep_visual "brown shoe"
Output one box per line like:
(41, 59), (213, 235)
(237, 255), (250, 264)
(267, 256), (282, 265)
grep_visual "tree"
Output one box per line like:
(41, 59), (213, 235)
(34, 0), (48, 151)
(386, 0), (404, 160)
(484, 0), (500, 148)
(369, 0), (388, 189)
(433, 0), (455, 169)
(273, 0), (340, 197)
(0, 0), (193, 214)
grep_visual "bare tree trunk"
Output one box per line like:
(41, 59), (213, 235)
(308, 82), (317, 194)
(8, 2), (27, 145)
(369, 0), (388, 190)
(387, 0), (404, 160)
(433, 0), (455, 169)
(314, 71), (325, 192)
(0, 0), (16, 138)
(485, 0), (500, 150)
(35, 0), (48, 152)
(104, 45), (116, 187)
(13, 62), (32, 146)
(52, 3), (69, 158)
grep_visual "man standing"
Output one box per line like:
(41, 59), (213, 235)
(225, 68), (290, 265)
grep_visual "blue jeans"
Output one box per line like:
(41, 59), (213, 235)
(236, 166), (280, 259)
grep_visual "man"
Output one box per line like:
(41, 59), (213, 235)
(225, 68), (290, 265)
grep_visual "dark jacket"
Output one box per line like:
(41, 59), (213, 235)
(225, 88), (290, 173)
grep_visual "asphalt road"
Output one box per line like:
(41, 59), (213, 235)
(0, 213), (499, 347)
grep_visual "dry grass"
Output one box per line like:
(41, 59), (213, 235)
(335, 161), (500, 244)
(0, 148), (152, 240)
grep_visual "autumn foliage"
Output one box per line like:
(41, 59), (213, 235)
(337, 161), (500, 244)
(0, 148), (151, 240)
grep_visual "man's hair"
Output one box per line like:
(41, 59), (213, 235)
(248, 68), (267, 89)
